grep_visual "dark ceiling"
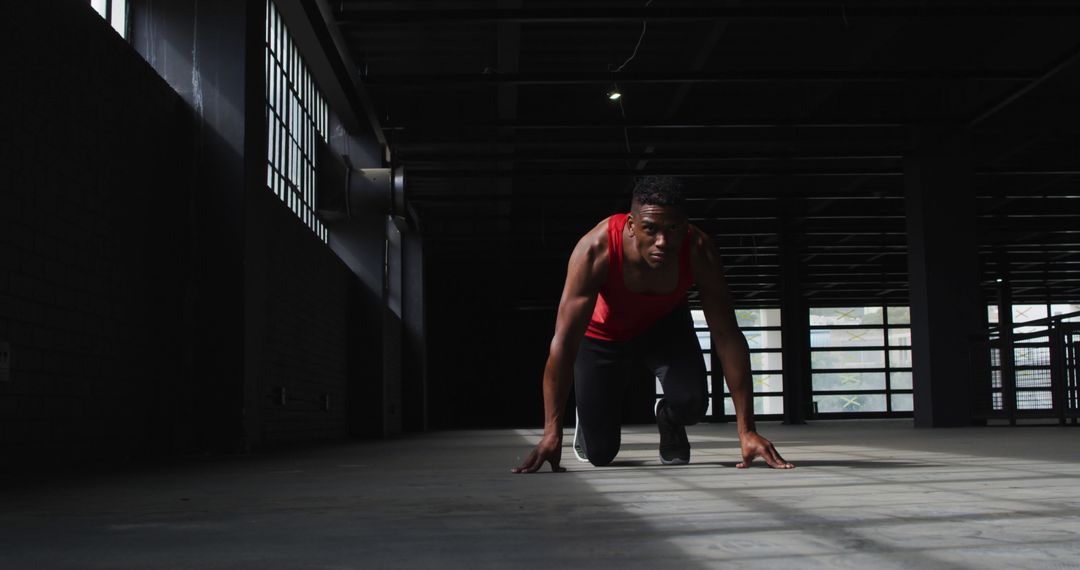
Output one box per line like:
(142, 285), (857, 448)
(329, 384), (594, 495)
(331, 1), (1080, 307)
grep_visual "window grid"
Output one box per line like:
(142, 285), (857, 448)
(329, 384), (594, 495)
(809, 306), (913, 416)
(663, 309), (783, 420)
(266, 0), (329, 243)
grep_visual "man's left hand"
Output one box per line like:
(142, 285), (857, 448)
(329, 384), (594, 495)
(737, 431), (794, 469)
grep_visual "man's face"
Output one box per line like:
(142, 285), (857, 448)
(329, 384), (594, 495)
(629, 202), (688, 269)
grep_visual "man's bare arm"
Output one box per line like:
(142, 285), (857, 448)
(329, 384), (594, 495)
(512, 222), (608, 473)
(691, 228), (794, 469)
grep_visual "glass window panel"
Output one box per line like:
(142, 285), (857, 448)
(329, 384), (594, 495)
(734, 308), (781, 328)
(810, 328), (884, 348)
(705, 399), (713, 417)
(760, 309), (782, 327)
(891, 394), (914, 412)
(92, 0), (107, 16)
(691, 309), (707, 329)
(744, 330), (783, 349)
(655, 378), (664, 394)
(696, 331), (711, 350)
(753, 373), (783, 392)
(813, 372), (886, 391)
(703, 353), (712, 372)
(811, 350), (885, 370)
(749, 351), (784, 371)
(987, 305), (999, 324)
(814, 393), (887, 413)
(889, 349), (913, 368)
(755, 396), (784, 415)
(890, 371), (913, 390)
(111, 0), (127, 38)
(1016, 369), (1051, 389)
(1014, 346), (1049, 367)
(1016, 391), (1052, 410)
(886, 306), (911, 325)
(992, 392), (1003, 410)
(1051, 304), (1080, 322)
(991, 369), (1001, 389)
(1013, 304), (1048, 324)
(720, 397), (783, 416)
(990, 348), (1000, 367)
(887, 328), (912, 348)
(809, 306), (883, 326)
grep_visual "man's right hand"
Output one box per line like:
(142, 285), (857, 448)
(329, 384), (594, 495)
(511, 433), (566, 473)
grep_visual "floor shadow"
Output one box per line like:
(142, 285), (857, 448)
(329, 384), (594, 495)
(602, 458), (942, 469)
(765, 459), (944, 469)
(679, 459), (945, 469)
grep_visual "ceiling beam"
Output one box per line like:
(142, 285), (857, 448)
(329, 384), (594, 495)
(398, 151), (904, 162)
(969, 42), (1080, 127)
(386, 119), (912, 130)
(363, 70), (1035, 87)
(406, 168), (904, 178)
(336, 6), (1080, 24)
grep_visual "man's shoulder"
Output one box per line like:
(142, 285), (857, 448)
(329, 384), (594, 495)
(579, 217), (612, 255)
(687, 224), (724, 276)
(570, 218), (612, 278)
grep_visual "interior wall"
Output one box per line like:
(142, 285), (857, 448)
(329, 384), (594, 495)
(245, 187), (354, 444)
(1, 0), (398, 468)
(2, 0), (228, 466)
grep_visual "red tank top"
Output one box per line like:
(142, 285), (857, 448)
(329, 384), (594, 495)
(585, 213), (694, 341)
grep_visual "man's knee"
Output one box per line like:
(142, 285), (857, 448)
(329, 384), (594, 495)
(586, 441), (620, 467)
(588, 449), (619, 467)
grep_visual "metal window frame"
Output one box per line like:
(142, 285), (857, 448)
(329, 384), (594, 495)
(808, 305), (914, 417)
(692, 308), (786, 422)
(265, 0), (329, 243)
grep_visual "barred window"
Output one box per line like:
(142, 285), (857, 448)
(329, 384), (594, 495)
(809, 306), (913, 415)
(265, 0), (328, 242)
(89, 0), (128, 39)
(660, 308), (784, 419)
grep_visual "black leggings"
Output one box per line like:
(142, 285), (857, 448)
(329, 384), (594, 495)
(574, 303), (708, 466)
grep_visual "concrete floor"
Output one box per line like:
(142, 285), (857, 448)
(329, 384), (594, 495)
(2, 420), (1079, 569)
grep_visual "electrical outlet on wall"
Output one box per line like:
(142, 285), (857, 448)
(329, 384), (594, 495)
(0, 341), (10, 383)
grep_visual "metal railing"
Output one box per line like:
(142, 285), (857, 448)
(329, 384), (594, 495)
(977, 310), (1080, 424)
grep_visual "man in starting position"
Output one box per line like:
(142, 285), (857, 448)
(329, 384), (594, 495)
(512, 176), (793, 473)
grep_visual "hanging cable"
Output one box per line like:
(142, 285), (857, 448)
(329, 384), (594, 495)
(609, 0), (654, 166)
(613, 0), (654, 72)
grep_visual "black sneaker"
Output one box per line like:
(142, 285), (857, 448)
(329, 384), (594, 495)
(655, 399), (690, 465)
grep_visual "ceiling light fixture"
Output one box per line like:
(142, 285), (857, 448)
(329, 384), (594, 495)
(608, 85), (622, 101)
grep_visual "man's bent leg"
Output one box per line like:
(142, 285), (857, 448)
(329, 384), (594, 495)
(574, 337), (629, 467)
(638, 304), (709, 464)
(638, 304), (709, 425)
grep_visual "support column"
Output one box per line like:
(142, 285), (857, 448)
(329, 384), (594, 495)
(780, 198), (810, 424)
(996, 267), (1017, 424)
(904, 127), (982, 427)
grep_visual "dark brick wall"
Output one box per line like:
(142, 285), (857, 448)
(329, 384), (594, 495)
(2, 1), (208, 465)
(247, 188), (352, 444)
(1, 0), (370, 468)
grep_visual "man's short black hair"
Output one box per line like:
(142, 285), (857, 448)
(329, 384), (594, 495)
(632, 176), (685, 208)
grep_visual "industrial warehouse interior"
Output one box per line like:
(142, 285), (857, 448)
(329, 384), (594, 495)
(3, 1), (1079, 568)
